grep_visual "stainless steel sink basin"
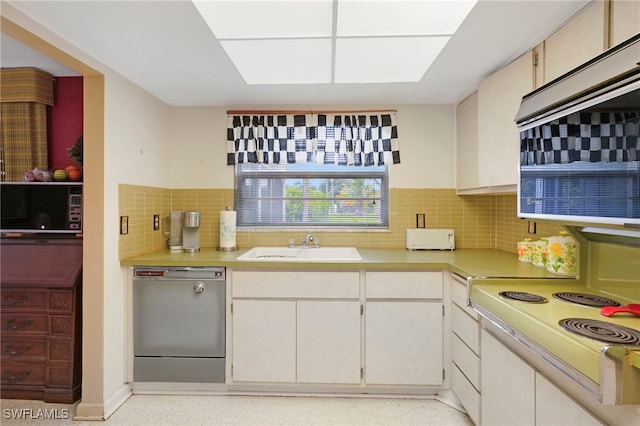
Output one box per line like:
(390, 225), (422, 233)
(236, 247), (361, 262)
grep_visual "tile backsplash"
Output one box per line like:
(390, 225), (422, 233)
(119, 185), (562, 259)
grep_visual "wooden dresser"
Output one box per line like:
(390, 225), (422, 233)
(1, 238), (82, 403)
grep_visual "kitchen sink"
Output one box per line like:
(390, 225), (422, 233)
(236, 246), (361, 262)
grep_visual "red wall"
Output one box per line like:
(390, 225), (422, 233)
(49, 76), (83, 171)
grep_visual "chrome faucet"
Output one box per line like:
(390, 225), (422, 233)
(288, 232), (320, 248)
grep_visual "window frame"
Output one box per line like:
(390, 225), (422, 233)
(234, 163), (390, 230)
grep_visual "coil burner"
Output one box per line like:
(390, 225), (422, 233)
(559, 318), (640, 345)
(553, 292), (621, 308)
(499, 291), (548, 304)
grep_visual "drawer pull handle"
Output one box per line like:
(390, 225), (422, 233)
(3, 294), (30, 305)
(4, 344), (32, 356)
(6, 319), (33, 330)
(3, 369), (31, 381)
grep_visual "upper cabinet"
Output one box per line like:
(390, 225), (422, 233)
(455, 93), (479, 191)
(455, 0), (638, 194)
(543, 1), (608, 83)
(610, 0), (640, 46)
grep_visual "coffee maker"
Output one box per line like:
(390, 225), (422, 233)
(164, 211), (185, 251)
(182, 211), (201, 253)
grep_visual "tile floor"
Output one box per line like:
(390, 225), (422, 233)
(2, 395), (473, 425)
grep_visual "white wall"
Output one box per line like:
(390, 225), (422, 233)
(103, 72), (171, 402)
(168, 104), (456, 189)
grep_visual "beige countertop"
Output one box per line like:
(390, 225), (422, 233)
(121, 247), (560, 279)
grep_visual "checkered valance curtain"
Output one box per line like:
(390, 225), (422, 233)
(520, 111), (639, 165)
(227, 112), (400, 166)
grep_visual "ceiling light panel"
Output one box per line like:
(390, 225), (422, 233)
(334, 36), (450, 83)
(336, 0), (478, 37)
(192, 0), (333, 39)
(221, 39), (332, 84)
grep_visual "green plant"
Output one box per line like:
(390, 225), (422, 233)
(67, 136), (83, 165)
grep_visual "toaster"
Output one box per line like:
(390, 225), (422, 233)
(406, 229), (455, 251)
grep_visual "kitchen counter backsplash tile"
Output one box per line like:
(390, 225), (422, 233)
(119, 186), (558, 258)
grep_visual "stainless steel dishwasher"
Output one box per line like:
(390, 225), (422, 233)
(133, 266), (225, 382)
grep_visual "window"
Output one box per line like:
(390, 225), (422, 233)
(235, 163), (389, 228)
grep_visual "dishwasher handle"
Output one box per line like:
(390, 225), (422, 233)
(194, 281), (205, 294)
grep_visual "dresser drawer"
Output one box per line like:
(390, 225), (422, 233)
(1, 314), (48, 334)
(1, 361), (46, 386)
(1, 289), (47, 310)
(1, 336), (47, 360)
(452, 363), (481, 426)
(452, 304), (480, 354)
(452, 334), (481, 390)
(48, 290), (74, 313)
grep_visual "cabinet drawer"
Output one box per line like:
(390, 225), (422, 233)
(232, 271), (359, 298)
(1, 361), (46, 386)
(366, 271), (442, 299)
(1, 314), (48, 334)
(452, 363), (481, 426)
(451, 275), (479, 320)
(452, 334), (481, 390)
(452, 305), (480, 354)
(1, 289), (47, 310)
(1, 336), (47, 360)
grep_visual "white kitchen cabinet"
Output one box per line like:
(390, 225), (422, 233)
(476, 51), (533, 191)
(364, 271), (444, 386)
(230, 271), (361, 384)
(610, 0), (640, 47)
(481, 329), (535, 426)
(297, 300), (361, 384)
(543, 1), (607, 83)
(456, 92), (479, 191)
(450, 274), (481, 425)
(232, 300), (296, 383)
(535, 373), (602, 426)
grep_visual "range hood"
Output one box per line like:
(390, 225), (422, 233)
(515, 34), (640, 126)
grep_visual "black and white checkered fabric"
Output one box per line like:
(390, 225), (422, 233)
(227, 113), (400, 166)
(520, 111), (639, 165)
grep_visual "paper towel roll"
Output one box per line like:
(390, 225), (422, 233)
(219, 210), (237, 249)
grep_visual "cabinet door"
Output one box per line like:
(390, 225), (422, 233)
(477, 51), (533, 189)
(481, 329), (535, 426)
(297, 301), (361, 384)
(543, 1), (607, 83)
(232, 300), (296, 382)
(456, 92), (479, 190)
(365, 301), (442, 385)
(535, 373), (602, 426)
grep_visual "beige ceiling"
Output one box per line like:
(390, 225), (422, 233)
(1, 0), (591, 106)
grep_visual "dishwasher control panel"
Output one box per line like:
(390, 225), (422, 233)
(134, 267), (225, 280)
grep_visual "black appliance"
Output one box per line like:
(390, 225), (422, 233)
(1, 182), (83, 234)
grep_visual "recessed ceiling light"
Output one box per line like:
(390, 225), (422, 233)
(193, 0), (478, 85)
(334, 36), (450, 83)
(220, 39), (332, 84)
(192, 0), (333, 39)
(337, 0), (477, 37)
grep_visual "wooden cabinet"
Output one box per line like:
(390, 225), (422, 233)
(230, 271), (361, 384)
(364, 271), (443, 386)
(543, 1), (608, 84)
(0, 238), (82, 403)
(477, 51), (533, 191)
(450, 274), (481, 425)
